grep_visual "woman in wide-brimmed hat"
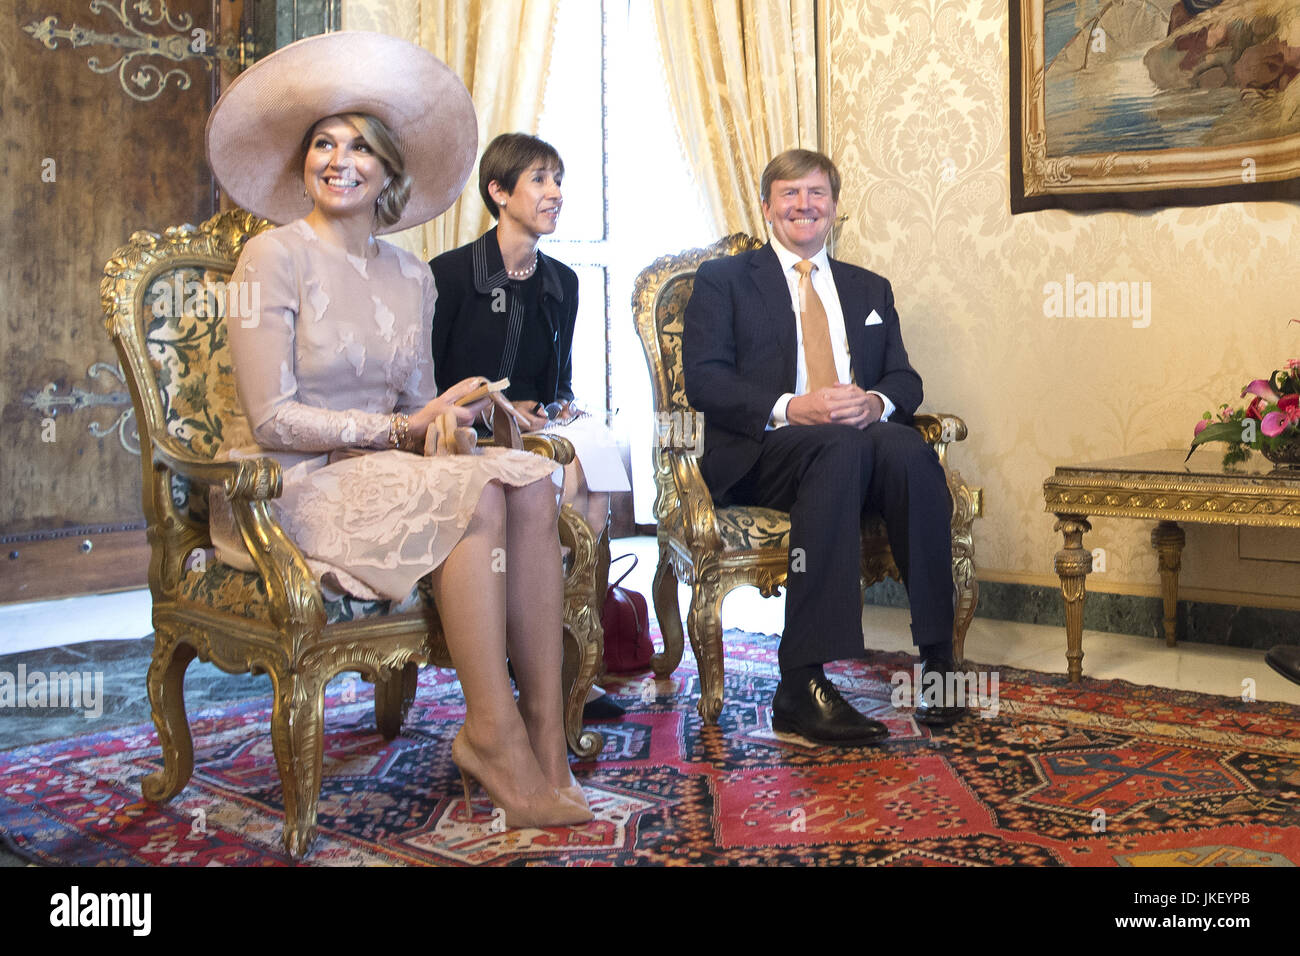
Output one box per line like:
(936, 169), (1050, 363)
(206, 31), (590, 829)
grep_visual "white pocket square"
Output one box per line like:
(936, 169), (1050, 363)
(864, 310), (883, 326)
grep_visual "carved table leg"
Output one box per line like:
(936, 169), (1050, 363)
(1150, 520), (1185, 647)
(1053, 514), (1093, 682)
(142, 628), (197, 803)
(651, 540), (685, 679)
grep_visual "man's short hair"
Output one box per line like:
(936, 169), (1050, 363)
(760, 149), (841, 203)
(478, 132), (564, 218)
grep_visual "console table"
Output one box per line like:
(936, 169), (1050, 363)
(1043, 449), (1300, 681)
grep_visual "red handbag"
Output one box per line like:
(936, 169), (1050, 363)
(600, 554), (653, 673)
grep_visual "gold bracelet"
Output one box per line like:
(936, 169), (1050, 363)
(395, 413), (411, 451)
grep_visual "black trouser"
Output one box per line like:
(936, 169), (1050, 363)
(728, 422), (955, 672)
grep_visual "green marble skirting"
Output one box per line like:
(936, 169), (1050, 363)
(863, 579), (1300, 651)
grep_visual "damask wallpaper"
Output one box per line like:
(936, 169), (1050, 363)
(827, 0), (1300, 607)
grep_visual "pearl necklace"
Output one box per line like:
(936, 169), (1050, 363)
(506, 252), (538, 280)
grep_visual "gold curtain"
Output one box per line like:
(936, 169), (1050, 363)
(654, 0), (820, 236)
(343, 0), (561, 259)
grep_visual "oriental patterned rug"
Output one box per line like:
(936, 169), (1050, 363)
(1, 630), (1298, 866)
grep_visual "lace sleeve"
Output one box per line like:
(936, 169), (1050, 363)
(258, 402), (392, 451)
(228, 231), (395, 453)
(396, 264), (439, 416)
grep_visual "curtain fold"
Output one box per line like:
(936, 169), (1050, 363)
(344, 0), (561, 259)
(654, 0), (820, 237)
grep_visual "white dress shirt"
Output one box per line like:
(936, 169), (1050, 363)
(767, 238), (895, 427)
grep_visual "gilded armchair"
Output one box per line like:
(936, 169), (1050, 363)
(631, 234), (982, 723)
(100, 209), (605, 859)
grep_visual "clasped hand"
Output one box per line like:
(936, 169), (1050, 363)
(786, 384), (883, 428)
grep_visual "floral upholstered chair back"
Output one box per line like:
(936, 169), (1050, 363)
(143, 263), (255, 526)
(101, 211), (271, 584)
(631, 234), (764, 530)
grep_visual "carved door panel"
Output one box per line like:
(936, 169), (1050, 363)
(0, 0), (232, 603)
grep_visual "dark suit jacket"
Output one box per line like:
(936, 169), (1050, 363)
(429, 227), (578, 404)
(682, 242), (923, 502)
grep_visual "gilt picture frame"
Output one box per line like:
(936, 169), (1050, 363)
(1010, 0), (1300, 212)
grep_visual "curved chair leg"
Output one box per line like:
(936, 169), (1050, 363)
(562, 616), (605, 759)
(953, 579), (979, 668)
(594, 524), (612, 618)
(651, 542), (684, 678)
(686, 574), (727, 724)
(142, 628), (197, 803)
(374, 662), (419, 741)
(269, 669), (327, 860)
(557, 504), (604, 759)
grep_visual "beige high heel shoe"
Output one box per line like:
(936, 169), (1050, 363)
(452, 733), (593, 828)
(557, 771), (591, 814)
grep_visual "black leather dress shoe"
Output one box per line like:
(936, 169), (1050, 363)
(914, 660), (964, 727)
(1266, 645), (1300, 686)
(771, 675), (889, 746)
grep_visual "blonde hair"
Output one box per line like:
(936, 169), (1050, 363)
(303, 113), (413, 228)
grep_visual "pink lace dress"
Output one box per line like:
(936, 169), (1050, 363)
(210, 219), (559, 601)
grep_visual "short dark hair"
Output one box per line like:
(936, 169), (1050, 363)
(478, 133), (564, 218)
(760, 149), (841, 203)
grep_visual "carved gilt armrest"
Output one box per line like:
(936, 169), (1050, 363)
(149, 432), (324, 631)
(476, 429), (577, 467)
(666, 451), (723, 551)
(913, 412), (966, 464)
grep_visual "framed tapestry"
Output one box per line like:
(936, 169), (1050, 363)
(1010, 0), (1300, 212)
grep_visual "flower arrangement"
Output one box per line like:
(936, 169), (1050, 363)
(1188, 352), (1300, 467)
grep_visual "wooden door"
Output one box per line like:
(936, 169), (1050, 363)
(1, 0), (230, 604)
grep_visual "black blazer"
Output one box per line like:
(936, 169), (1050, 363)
(682, 242), (923, 501)
(429, 227), (578, 404)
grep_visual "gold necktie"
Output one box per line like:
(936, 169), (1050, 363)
(793, 259), (837, 391)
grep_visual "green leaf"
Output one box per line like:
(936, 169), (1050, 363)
(1190, 421), (1248, 447)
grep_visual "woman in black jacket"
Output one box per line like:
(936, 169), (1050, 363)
(430, 133), (628, 542)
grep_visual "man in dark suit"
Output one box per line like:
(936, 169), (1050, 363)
(683, 149), (959, 745)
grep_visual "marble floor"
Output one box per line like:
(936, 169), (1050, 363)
(2, 535), (1297, 865)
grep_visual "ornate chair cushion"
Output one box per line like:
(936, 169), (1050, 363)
(714, 506), (791, 552)
(713, 506), (893, 553)
(174, 561), (424, 622)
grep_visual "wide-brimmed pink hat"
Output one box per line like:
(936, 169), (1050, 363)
(206, 31), (477, 233)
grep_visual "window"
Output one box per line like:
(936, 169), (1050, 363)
(536, 0), (714, 524)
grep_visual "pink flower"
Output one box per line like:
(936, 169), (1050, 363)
(1194, 419), (1210, 436)
(1242, 379), (1279, 401)
(1261, 395), (1300, 437)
